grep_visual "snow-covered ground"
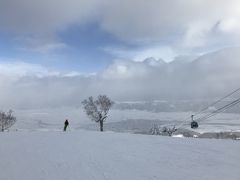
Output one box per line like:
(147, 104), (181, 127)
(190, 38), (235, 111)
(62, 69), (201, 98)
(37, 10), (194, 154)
(0, 130), (239, 180)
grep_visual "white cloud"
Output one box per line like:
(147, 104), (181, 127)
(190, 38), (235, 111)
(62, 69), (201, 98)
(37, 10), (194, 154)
(102, 60), (149, 79)
(133, 46), (177, 62)
(182, 22), (213, 48)
(1, 0), (240, 51)
(0, 61), (91, 79)
(99, 0), (240, 45)
(218, 18), (240, 34)
(1, 47), (240, 109)
(22, 42), (67, 54)
(0, 0), (102, 34)
(14, 36), (68, 54)
(104, 46), (177, 62)
(0, 62), (53, 78)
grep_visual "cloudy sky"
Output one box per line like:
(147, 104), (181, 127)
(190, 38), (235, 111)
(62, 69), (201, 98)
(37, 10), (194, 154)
(0, 0), (240, 109)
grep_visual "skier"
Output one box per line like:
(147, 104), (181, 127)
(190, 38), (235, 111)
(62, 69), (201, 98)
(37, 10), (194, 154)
(64, 119), (69, 131)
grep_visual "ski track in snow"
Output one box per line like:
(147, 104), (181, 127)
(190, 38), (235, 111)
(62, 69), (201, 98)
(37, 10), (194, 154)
(0, 130), (239, 180)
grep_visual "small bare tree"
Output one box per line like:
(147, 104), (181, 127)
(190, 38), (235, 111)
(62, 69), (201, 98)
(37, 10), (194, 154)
(149, 124), (177, 136)
(0, 110), (16, 132)
(149, 124), (161, 135)
(82, 95), (114, 132)
(162, 126), (177, 136)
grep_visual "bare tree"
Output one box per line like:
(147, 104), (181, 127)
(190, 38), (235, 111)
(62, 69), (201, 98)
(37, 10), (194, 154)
(162, 126), (177, 136)
(150, 124), (177, 136)
(149, 124), (161, 135)
(82, 95), (114, 131)
(0, 110), (16, 132)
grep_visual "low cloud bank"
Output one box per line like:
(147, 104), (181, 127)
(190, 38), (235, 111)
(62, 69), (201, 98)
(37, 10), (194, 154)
(1, 47), (240, 109)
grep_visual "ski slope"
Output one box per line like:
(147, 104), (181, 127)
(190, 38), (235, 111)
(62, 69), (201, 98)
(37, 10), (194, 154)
(0, 130), (239, 180)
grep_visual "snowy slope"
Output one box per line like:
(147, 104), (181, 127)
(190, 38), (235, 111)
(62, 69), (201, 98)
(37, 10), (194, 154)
(0, 130), (239, 180)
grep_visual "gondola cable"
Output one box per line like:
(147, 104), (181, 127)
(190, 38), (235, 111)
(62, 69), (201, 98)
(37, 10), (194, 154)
(195, 97), (240, 123)
(194, 87), (240, 116)
(175, 87), (240, 129)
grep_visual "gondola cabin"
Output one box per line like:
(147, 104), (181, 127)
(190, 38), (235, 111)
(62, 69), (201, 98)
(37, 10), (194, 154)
(191, 121), (198, 129)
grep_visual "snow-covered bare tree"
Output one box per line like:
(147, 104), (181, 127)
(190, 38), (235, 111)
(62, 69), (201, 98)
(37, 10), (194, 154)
(82, 95), (114, 131)
(0, 110), (16, 132)
(162, 126), (177, 136)
(149, 124), (161, 135)
(149, 125), (177, 136)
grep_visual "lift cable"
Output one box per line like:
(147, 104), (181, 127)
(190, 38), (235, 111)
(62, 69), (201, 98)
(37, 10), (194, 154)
(194, 97), (240, 123)
(175, 87), (240, 129)
(193, 87), (240, 117)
